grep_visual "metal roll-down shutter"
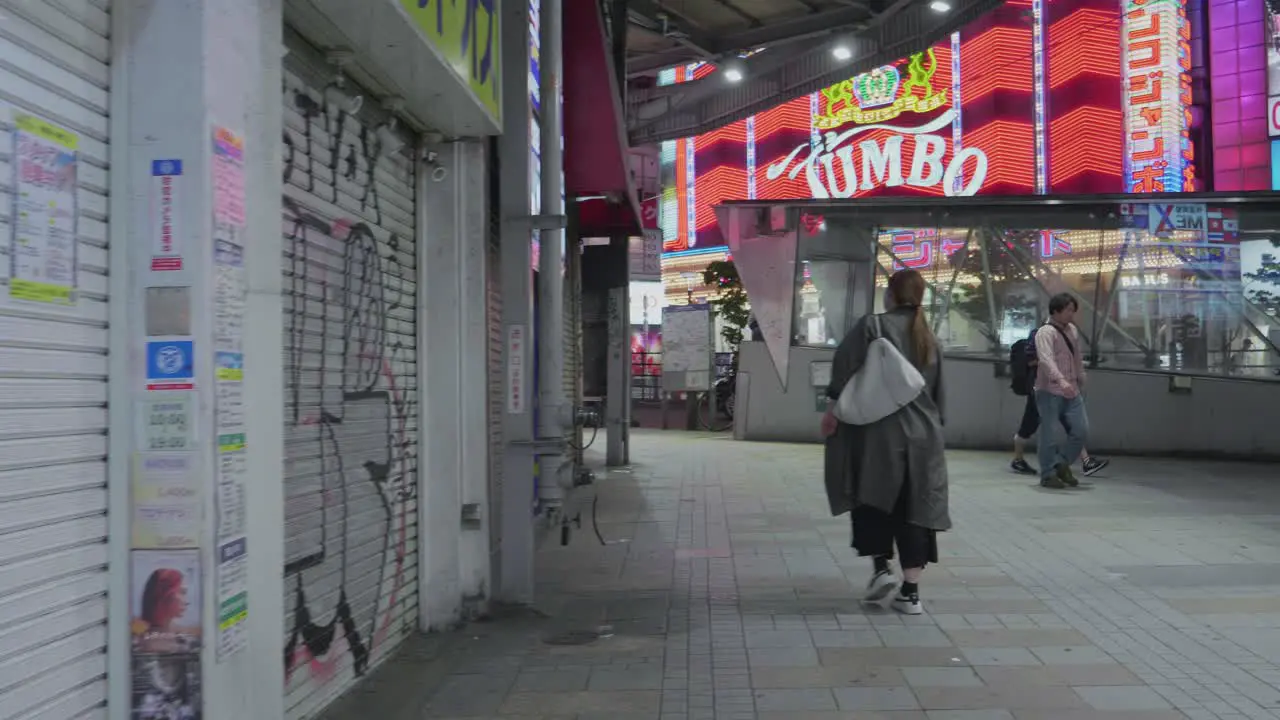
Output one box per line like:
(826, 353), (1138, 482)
(485, 143), (504, 581)
(280, 30), (420, 720)
(564, 242), (583, 463)
(0, 1), (112, 717)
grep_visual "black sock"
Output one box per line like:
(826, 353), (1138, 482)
(873, 556), (890, 574)
(901, 581), (918, 597)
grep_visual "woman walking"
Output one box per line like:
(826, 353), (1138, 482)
(820, 269), (950, 615)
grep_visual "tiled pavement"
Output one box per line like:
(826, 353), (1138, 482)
(323, 431), (1280, 720)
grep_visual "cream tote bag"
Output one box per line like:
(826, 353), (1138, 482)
(833, 315), (926, 425)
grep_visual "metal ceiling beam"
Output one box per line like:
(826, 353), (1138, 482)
(627, 47), (701, 75)
(625, 2), (871, 75)
(626, 0), (718, 54)
(711, 0), (763, 26)
(626, 0), (1005, 144)
(718, 5), (871, 51)
(638, 0), (704, 28)
(628, 23), (716, 66)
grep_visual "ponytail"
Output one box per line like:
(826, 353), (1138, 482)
(909, 304), (936, 369)
(887, 269), (935, 368)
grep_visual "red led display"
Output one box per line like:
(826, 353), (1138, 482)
(754, 97), (812, 200)
(693, 119), (749, 247)
(959, 1), (1038, 195)
(1047, 0), (1124, 192)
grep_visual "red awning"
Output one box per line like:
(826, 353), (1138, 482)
(562, 0), (642, 236)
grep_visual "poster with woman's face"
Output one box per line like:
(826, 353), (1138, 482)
(131, 550), (202, 654)
(131, 654), (201, 720)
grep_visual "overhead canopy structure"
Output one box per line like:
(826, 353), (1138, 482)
(622, 0), (1005, 144)
(565, 0), (644, 235)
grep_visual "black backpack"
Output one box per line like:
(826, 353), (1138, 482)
(1009, 329), (1040, 396)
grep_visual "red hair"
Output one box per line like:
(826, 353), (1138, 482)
(141, 568), (185, 627)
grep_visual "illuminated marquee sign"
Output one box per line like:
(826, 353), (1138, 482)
(1122, 0), (1195, 192)
(886, 229), (1074, 270)
(816, 50), (949, 129)
(766, 110), (988, 198)
(888, 229), (963, 269)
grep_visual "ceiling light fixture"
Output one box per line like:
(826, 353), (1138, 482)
(724, 67), (744, 83)
(832, 45), (853, 61)
(929, 0), (952, 11)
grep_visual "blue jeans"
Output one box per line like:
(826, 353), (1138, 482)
(1034, 390), (1088, 479)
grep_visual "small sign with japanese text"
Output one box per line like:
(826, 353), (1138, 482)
(507, 325), (526, 414)
(150, 159), (183, 271)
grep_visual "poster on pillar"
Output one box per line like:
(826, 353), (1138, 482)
(131, 653), (202, 719)
(211, 125), (249, 661)
(9, 112), (79, 306)
(661, 304), (714, 391)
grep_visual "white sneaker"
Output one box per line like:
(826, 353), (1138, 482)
(864, 569), (899, 603)
(892, 592), (923, 615)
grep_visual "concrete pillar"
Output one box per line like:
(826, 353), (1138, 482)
(419, 138), (492, 627)
(108, 1), (285, 718)
(496, 0), (536, 604)
(601, 235), (631, 466)
(607, 283), (630, 466)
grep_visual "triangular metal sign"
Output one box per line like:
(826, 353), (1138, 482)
(717, 205), (797, 389)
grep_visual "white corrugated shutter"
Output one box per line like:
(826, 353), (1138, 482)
(0, 1), (111, 718)
(564, 243), (582, 464)
(485, 155), (503, 581)
(280, 31), (420, 720)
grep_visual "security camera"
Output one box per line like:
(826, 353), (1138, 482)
(421, 149), (448, 182)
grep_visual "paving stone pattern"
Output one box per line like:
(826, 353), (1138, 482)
(324, 431), (1280, 720)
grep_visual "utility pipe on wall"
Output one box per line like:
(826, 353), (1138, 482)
(537, 0), (569, 510)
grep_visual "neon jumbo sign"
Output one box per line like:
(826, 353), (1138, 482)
(765, 110), (989, 198)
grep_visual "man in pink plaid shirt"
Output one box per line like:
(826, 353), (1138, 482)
(1034, 293), (1091, 489)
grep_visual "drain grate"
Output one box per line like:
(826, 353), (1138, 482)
(542, 629), (602, 646)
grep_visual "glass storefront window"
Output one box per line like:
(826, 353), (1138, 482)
(868, 219), (1280, 378)
(728, 199), (1280, 381)
(791, 217), (875, 347)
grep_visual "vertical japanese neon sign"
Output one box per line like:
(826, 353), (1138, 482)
(1032, 0), (1048, 194)
(951, 32), (964, 195)
(1122, 0), (1194, 192)
(685, 63), (699, 247)
(809, 93), (821, 149)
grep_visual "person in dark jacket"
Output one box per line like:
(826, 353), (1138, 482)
(820, 269), (949, 615)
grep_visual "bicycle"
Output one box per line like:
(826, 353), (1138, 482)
(696, 371), (736, 432)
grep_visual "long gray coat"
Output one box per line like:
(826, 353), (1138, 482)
(823, 307), (951, 530)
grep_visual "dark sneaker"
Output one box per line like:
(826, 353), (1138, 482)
(1040, 474), (1067, 489)
(1056, 463), (1079, 487)
(892, 592), (923, 615)
(864, 569), (899, 603)
(1011, 458), (1037, 475)
(1082, 456), (1110, 476)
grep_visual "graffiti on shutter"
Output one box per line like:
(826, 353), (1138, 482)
(280, 69), (418, 692)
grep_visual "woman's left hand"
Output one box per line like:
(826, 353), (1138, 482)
(820, 409), (838, 437)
